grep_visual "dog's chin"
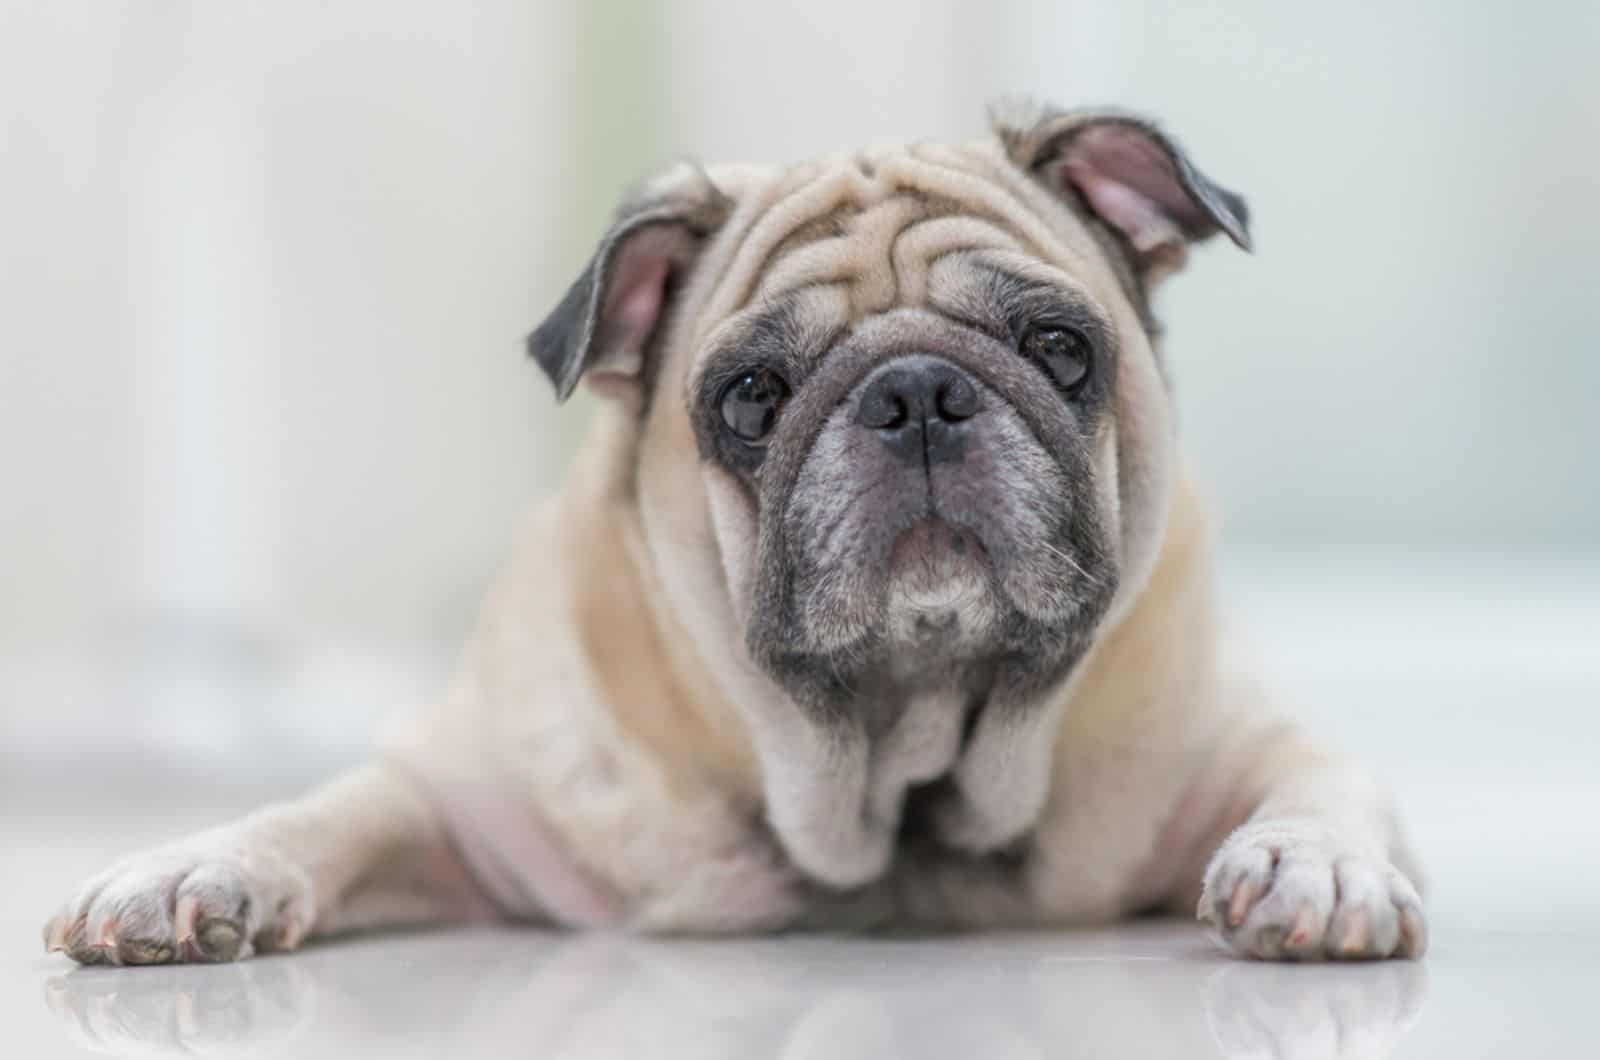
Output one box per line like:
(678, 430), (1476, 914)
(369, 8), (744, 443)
(881, 519), (1001, 664)
(885, 519), (986, 600)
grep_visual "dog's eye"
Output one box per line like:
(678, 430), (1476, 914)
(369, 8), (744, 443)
(1020, 326), (1091, 391)
(719, 368), (790, 443)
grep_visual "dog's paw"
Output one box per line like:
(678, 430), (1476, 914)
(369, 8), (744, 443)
(1198, 823), (1426, 961)
(42, 833), (315, 965)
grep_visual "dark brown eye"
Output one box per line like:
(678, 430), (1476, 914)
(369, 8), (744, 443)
(719, 368), (790, 442)
(1021, 325), (1091, 391)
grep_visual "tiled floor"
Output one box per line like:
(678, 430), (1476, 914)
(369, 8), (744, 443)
(5, 751), (1599, 1058)
(3, 927), (1468, 1058)
(4, 561), (1598, 1057)
(7, 890), (1597, 1058)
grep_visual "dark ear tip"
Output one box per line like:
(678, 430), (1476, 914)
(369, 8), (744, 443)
(1229, 216), (1255, 254)
(1230, 209), (1255, 254)
(1210, 186), (1253, 252)
(525, 327), (579, 403)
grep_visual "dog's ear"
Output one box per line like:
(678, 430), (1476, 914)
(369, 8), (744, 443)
(529, 166), (732, 404)
(994, 103), (1251, 277)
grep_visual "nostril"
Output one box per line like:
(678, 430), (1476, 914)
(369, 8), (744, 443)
(858, 389), (908, 431)
(936, 375), (978, 422)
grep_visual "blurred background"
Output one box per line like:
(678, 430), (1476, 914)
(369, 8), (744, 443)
(2, 2), (1597, 932)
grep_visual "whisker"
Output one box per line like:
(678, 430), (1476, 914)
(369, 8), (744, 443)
(1039, 539), (1100, 587)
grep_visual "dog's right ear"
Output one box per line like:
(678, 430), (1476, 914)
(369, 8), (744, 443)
(529, 166), (732, 404)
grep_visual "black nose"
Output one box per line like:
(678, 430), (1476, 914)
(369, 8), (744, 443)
(855, 356), (980, 465)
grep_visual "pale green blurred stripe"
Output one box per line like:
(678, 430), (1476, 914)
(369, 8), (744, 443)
(554, 0), (667, 454)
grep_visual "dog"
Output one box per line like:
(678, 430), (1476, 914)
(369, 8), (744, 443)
(44, 103), (1426, 965)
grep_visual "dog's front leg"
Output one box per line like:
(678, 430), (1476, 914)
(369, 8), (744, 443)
(1195, 734), (1428, 961)
(43, 762), (487, 965)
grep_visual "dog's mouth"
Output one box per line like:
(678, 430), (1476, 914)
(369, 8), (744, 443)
(879, 517), (999, 668)
(886, 518), (989, 596)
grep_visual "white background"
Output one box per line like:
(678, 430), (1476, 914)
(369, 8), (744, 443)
(2, 1), (1596, 777)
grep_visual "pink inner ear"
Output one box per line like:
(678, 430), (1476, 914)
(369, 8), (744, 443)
(1065, 168), (1186, 256)
(594, 225), (695, 383)
(606, 258), (670, 379)
(1053, 125), (1208, 262)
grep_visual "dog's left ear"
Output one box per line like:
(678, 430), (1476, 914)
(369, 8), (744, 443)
(995, 104), (1251, 276)
(529, 165), (732, 404)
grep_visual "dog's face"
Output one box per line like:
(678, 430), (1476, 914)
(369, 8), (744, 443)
(530, 104), (1249, 883)
(698, 250), (1124, 721)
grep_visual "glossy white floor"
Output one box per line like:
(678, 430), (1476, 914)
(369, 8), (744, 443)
(5, 561), (1598, 1058)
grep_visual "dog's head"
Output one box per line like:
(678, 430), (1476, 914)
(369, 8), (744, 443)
(529, 104), (1249, 884)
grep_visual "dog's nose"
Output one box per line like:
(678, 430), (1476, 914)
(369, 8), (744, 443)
(855, 356), (979, 465)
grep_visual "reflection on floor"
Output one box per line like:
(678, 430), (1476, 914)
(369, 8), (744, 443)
(37, 926), (1435, 1059)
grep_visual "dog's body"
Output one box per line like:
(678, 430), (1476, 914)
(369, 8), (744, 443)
(45, 105), (1426, 964)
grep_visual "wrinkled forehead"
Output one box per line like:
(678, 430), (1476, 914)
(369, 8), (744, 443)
(684, 142), (1130, 359)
